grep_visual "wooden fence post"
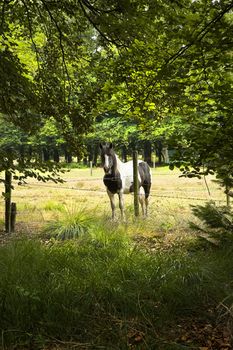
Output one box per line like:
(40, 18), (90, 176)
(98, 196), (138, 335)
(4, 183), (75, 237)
(10, 203), (17, 233)
(133, 151), (139, 217)
(5, 170), (12, 233)
(152, 153), (156, 168)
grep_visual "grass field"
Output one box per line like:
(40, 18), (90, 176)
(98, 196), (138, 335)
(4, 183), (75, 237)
(0, 165), (226, 238)
(0, 166), (232, 349)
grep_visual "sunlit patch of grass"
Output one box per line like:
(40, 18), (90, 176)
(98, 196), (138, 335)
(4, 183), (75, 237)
(0, 166), (225, 237)
(17, 203), (38, 212)
(42, 201), (65, 212)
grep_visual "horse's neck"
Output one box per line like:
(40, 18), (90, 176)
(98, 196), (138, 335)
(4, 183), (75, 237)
(113, 154), (123, 174)
(115, 154), (123, 166)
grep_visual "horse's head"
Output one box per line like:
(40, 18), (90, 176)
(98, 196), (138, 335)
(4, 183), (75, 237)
(99, 142), (116, 175)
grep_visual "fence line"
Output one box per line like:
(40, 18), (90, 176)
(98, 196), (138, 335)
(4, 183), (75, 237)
(10, 182), (226, 203)
(16, 181), (218, 193)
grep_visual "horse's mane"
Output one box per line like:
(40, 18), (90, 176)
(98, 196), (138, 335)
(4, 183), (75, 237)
(110, 149), (119, 175)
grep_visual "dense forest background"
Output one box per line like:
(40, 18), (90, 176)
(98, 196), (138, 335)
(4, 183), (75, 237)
(1, 0), (232, 183)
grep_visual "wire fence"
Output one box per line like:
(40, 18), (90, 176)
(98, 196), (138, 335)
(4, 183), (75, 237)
(0, 173), (228, 226)
(10, 180), (227, 203)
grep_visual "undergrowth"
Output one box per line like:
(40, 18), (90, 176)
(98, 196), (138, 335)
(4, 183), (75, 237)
(0, 213), (233, 349)
(190, 201), (233, 241)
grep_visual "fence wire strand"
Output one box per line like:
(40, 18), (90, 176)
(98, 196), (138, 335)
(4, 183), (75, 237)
(11, 181), (226, 203)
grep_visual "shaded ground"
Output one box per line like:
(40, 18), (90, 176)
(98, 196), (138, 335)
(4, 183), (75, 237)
(1, 230), (232, 350)
(0, 167), (231, 349)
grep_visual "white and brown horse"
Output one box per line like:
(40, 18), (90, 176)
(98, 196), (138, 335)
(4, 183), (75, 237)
(100, 143), (152, 220)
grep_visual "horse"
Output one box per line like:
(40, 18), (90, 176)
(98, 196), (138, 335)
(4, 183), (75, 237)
(100, 142), (152, 220)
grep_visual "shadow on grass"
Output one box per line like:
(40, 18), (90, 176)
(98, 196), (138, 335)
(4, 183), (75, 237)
(0, 215), (233, 349)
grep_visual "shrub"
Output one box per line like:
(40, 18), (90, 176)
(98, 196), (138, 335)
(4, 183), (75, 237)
(191, 201), (233, 231)
(190, 201), (233, 244)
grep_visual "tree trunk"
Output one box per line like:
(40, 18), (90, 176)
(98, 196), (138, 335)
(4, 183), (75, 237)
(88, 149), (93, 163)
(65, 150), (72, 163)
(121, 145), (128, 162)
(83, 157), (88, 166)
(144, 141), (152, 165)
(43, 148), (50, 161)
(53, 148), (60, 162)
(5, 170), (12, 233)
(19, 145), (25, 165)
(93, 145), (99, 166)
(156, 140), (164, 164)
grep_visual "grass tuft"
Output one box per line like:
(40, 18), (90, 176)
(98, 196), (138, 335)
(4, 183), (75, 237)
(42, 205), (92, 240)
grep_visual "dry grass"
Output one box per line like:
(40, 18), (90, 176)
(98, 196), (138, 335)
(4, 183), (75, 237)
(0, 166), (227, 236)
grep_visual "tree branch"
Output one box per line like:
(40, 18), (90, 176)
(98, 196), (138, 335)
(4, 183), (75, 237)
(82, 0), (120, 15)
(0, 0), (13, 33)
(144, 1), (233, 101)
(21, 0), (41, 75)
(78, 0), (125, 47)
(166, 2), (233, 66)
(39, 0), (72, 100)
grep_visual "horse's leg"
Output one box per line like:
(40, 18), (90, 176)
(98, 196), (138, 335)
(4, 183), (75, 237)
(138, 187), (145, 217)
(118, 190), (125, 221)
(107, 190), (116, 220)
(144, 182), (151, 217)
(145, 196), (149, 216)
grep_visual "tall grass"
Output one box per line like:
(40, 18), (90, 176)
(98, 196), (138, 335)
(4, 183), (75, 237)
(1, 221), (233, 349)
(42, 205), (94, 240)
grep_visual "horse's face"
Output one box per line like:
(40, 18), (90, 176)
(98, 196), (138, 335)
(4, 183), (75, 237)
(100, 143), (115, 175)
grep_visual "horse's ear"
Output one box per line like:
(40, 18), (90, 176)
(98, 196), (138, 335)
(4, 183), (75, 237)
(99, 143), (103, 149)
(109, 142), (113, 149)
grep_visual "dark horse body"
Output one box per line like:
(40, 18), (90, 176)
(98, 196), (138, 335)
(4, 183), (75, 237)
(100, 143), (152, 220)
